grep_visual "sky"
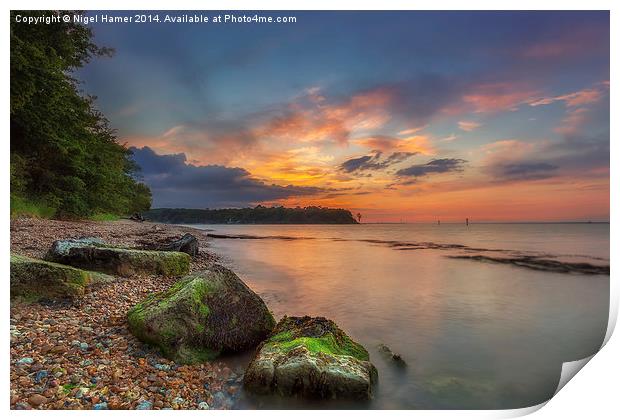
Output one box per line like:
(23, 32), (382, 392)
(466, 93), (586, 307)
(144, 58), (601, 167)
(78, 11), (610, 222)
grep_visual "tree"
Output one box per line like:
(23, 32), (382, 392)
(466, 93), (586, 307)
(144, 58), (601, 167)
(10, 10), (151, 218)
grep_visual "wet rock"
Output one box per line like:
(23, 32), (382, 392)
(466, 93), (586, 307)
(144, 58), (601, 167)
(244, 316), (377, 400)
(127, 265), (275, 364)
(93, 402), (108, 410)
(144, 233), (199, 258)
(45, 239), (190, 277)
(16, 357), (34, 365)
(10, 255), (112, 302)
(377, 343), (407, 367)
(198, 401), (209, 410)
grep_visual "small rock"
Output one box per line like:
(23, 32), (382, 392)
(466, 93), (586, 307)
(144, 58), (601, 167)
(28, 394), (47, 406)
(17, 357), (34, 365)
(136, 401), (153, 410)
(198, 401), (209, 410)
(34, 370), (48, 383)
(93, 402), (108, 410)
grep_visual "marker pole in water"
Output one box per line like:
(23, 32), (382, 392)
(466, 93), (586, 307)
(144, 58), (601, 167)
(466, 218), (469, 226)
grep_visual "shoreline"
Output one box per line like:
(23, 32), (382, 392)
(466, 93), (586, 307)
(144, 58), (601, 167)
(10, 217), (242, 410)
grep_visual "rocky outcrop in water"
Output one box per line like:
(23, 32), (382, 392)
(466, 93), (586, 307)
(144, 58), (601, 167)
(244, 316), (377, 400)
(449, 254), (610, 275)
(377, 343), (406, 367)
(10, 254), (113, 302)
(127, 264), (275, 364)
(45, 237), (190, 276)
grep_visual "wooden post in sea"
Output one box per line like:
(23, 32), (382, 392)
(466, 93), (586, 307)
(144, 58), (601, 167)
(466, 218), (469, 226)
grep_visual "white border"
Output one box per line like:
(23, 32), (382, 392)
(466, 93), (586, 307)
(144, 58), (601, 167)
(2, 1), (616, 419)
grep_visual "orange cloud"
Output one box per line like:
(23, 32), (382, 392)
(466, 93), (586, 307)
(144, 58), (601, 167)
(554, 107), (589, 135)
(258, 87), (394, 145)
(529, 87), (604, 108)
(354, 134), (434, 155)
(462, 83), (540, 113)
(398, 125), (427, 135)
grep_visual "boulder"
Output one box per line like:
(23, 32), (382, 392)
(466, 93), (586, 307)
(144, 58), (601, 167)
(127, 264), (275, 364)
(244, 316), (378, 400)
(140, 233), (199, 257)
(45, 238), (190, 276)
(10, 254), (113, 302)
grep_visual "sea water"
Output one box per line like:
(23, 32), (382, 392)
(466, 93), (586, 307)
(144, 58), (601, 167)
(190, 223), (609, 409)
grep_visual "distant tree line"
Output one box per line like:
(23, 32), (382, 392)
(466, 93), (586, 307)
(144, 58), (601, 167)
(10, 11), (151, 218)
(144, 206), (359, 224)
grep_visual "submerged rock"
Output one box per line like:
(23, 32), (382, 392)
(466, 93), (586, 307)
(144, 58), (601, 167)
(244, 316), (378, 400)
(377, 343), (407, 367)
(127, 264), (275, 364)
(45, 238), (190, 276)
(10, 254), (113, 302)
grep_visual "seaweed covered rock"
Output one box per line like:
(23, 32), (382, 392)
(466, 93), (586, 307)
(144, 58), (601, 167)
(45, 238), (190, 276)
(127, 264), (275, 364)
(10, 254), (113, 302)
(244, 316), (378, 400)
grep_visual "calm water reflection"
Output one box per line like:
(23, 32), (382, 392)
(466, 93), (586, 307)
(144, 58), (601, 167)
(193, 223), (609, 409)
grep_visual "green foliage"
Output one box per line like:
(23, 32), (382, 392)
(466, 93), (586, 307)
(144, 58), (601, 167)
(144, 205), (359, 224)
(10, 195), (56, 219)
(89, 213), (120, 221)
(10, 10), (151, 219)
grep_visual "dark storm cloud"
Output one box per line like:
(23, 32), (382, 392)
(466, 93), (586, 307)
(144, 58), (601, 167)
(340, 151), (416, 173)
(130, 146), (325, 208)
(396, 158), (467, 177)
(492, 162), (558, 181)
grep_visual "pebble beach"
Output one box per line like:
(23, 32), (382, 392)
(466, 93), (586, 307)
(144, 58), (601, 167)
(10, 217), (243, 410)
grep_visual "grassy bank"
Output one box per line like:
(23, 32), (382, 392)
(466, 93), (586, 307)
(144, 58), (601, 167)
(11, 196), (121, 222)
(10, 196), (56, 219)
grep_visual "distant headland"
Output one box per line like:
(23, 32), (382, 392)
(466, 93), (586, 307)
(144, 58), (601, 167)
(144, 206), (359, 224)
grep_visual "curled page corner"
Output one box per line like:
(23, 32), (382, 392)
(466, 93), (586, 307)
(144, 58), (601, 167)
(549, 295), (616, 400)
(554, 355), (595, 396)
(501, 301), (617, 418)
(549, 281), (620, 397)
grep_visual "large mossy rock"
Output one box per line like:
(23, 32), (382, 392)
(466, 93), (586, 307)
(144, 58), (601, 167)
(127, 264), (275, 364)
(10, 254), (113, 302)
(244, 316), (378, 400)
(45, 238), (190, 276)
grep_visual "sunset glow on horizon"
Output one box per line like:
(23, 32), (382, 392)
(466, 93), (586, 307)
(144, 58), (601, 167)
(79, 11), (610, 222)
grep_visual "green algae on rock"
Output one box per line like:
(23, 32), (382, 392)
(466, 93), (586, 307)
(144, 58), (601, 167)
(127, 264), (275, 364)
(244, 316), (378, 400)
(10, 254), (113, 302)
(45, 238), (190, 276)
